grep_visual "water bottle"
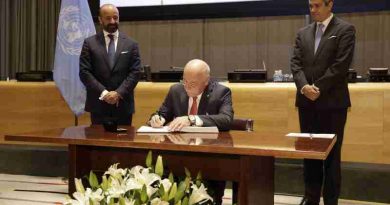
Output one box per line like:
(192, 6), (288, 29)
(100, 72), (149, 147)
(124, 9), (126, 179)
(273, 70), (283, 82)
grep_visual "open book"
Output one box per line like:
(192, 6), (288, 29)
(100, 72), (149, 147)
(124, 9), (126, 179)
(137, 126), (219, 133)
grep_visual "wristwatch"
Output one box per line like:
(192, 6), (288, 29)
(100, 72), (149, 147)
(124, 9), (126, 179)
(188, 115), (196, 126)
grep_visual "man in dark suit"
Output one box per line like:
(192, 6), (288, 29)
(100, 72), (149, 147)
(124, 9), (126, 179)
(290, 0), (355, 205)
(149, 59), (234, 205)
(80, 4), (141, 125)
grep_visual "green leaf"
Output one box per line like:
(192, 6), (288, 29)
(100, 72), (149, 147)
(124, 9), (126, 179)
(74, 178), (85, 193)
(155, 155), (164, 177)
(196, 171), (202, 181)
(89, 171), (99, 189)
(195, 171), (202, 187)
(168, 182), (177, 201)
(184, 167), (191, 178)
(141, 184), (148, 203)
(182, 196), (189, 205)
(162, 187), (169, 201)
(119, 196), (126, 205)
(175, 200), (182, 205)
(175, 181), (187, 203)
(168, 172), (174, 183)
(159, 183), (165, 196)
(101, 175), (109, 191)
(108, 198), (115, 205)
(184, 177), (191, 191)
(146, 150), (153, 168)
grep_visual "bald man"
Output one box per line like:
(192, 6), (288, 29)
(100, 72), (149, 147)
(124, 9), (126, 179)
(80, 4), (141, 125)
(148, 59), (234, 205)
(149, 59), (234, 132)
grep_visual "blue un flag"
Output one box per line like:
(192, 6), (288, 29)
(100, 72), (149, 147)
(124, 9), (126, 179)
(53, 0), (95, 116)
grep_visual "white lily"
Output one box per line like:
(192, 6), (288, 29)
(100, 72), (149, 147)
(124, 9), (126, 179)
(160, 178), (172, 192)
(189, 184), (213, 205)
(150, 198), (170, 205)
(75, 178), (85, 193)
(105, 177), (127, 203)
(126, 166), (161, 197)
(104, 163), (127, 180)
(121, 197), (137, 205)
(66, 187), (104, 205)
(86, 188), (104, 205)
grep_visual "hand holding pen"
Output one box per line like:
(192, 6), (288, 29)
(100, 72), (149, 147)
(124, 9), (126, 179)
(149, 111), (166, 128)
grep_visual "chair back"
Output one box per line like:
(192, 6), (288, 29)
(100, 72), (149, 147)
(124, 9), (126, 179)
(230, 118), (254, 131)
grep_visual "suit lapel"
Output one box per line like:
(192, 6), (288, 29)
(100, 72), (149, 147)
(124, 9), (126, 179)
(314, 17), (337, 60)
(97, 32), (111, 69)
(198, 82), (212, 115)
(306, 23), (316, 63)
(180, 90), (189, 116)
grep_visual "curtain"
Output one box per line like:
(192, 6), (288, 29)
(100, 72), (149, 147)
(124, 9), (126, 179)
(0, 0), (60, 80)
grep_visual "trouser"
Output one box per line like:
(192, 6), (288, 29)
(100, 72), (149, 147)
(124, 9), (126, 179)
(298, 108), (348, 205)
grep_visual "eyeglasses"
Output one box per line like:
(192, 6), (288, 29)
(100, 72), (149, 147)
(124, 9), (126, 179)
(181, 79), (199, 88)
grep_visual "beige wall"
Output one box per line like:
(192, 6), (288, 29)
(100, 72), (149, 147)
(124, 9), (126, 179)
(2, 82), (390, 165)
(117, 11), (390, 79)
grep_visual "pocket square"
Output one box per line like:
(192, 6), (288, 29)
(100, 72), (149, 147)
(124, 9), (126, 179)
(121, 51), (129, 54)
(328, 35), (337, 39)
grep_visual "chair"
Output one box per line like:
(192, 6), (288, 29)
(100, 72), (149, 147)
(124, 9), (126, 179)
(230, 117), (254, 204)
(231, 118), (254, 131)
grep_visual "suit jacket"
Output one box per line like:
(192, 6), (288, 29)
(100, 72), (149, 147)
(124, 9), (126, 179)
(79, 31), (141, 115)
(158, 80), (234, 131)
(291, 16), (355, 109)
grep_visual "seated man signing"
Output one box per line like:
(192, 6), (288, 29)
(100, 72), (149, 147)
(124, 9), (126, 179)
(148, 59), (234, 205)
(149, 59), (234, 132)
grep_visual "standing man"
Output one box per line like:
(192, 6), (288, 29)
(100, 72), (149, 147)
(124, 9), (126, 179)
(149, 59), (234, 205)
(290, 0), (355, 205)
(80, 4), (141, 125)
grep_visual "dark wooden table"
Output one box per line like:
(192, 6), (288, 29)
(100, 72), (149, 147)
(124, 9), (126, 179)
(5, 125), (336, 205)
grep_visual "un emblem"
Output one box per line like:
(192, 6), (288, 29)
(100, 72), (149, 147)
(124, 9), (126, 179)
(57, 6), (95, 55)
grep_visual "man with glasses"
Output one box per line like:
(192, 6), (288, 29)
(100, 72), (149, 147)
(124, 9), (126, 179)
(148, 59), (234, 205)
(149, 59), (234, 132)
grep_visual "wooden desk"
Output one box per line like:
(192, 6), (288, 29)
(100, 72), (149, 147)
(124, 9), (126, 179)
(5, 125), (335, 205)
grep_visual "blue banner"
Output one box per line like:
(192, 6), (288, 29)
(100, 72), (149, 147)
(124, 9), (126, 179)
(53, 0), (95, 116)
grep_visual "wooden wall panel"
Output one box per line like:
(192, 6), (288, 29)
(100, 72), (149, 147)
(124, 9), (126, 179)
(149, 21), (173, 70)
(119, 12), (390, 79)
(204, 18), (227, 77)
(341, 11), (390, 75)
(222, 18), (258, 73)
(121, 21), (153, 68)
(2, 82), (390, 164)
(171, 20), (204, 67)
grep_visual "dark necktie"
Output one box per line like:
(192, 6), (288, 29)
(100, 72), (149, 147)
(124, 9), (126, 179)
(189, 97), (198, 115)
(108, 34), (115, 69)
(314, 23), (324, 54)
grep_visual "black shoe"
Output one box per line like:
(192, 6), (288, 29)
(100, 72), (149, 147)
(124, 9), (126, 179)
(300, 197), (319, 205)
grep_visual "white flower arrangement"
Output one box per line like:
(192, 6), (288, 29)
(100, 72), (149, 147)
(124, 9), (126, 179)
(65, 151), (214, 205)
